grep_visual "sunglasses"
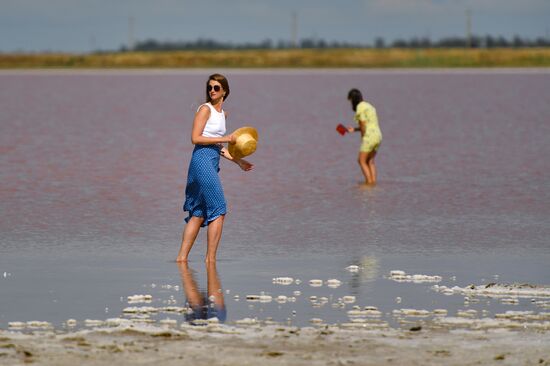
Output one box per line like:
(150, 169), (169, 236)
(207, 84), (222, 92)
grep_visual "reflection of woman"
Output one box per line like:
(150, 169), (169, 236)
(176, 73), (253, 263)
(178, 262), (226, 323)
(346, 89), (382, 185)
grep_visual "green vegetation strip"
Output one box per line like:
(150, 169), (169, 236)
(1, 48), (550, 68)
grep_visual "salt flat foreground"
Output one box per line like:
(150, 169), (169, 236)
(2, 323), (549, 366)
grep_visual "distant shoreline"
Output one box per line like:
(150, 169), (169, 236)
(1, 48), (549, 68)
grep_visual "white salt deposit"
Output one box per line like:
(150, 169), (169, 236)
(26, 321), (52, 329)
(501, 298), (519, 304)
(434, 316), (550, 330)
(123, 306), (159, 314)
(272, 277), (294, 285)
(235, 317), (257, 325)
(275, 295), (288, 303)
(390, 270), (405, 276)
(8, 322), (26, 329)
(392, 309), (431, 317)
(389, 270), (442, 283)
(342, 296), (356, 304)
(533, 300), (550, 309)
(326, 279), (342, 288)
(432, 283), (550, 298)
(309, 279), (323, 287)
(105, 318), (128, 326)
(340, 321), (389, 329)
(347, 309), (383, 317)
(84, 319), (104, 327)
(457, 309), (477, 318)
(127, 294), (153, 303)
(161, 306), (188, 313)
(159, 318), (177, 326)
(243, 294), (272, 303)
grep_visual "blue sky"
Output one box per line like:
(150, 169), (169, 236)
(1, 0), (549, 52)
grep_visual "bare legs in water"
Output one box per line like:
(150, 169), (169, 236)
(176, 215), (225, 262)
(358, 150), (378, 185)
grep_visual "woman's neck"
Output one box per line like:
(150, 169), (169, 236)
(210, 98), (223, 112)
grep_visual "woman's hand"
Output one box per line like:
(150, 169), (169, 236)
(227, 134), (236, 144)
(236, 159), (254, 171)
(347, 126), (355, 133)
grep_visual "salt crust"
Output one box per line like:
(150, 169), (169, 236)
(122, 306), (190, 314)
(392, 309), (431, 317)
(326, 279), (342, 288)
(389, 270), (442, 283)
(5, 315), (550, 346)
(8, 321), (53, 329)
(432, 283), (550, 298)
(127, 294), (153, 303)
(2, 322), (550, 366)
(348, 309), (383, 317)
(434, 316), (550, 330)
(309, 279), (323, 287)
(272, 277), (293, 285)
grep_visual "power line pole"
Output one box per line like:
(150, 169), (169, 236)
(291, 11), (298, 48)
(466, 8), (472, 48)
(128, 16), (135, 51)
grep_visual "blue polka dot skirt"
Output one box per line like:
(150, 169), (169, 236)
(183, 145), (227, 227)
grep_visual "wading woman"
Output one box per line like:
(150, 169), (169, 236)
(176, 74), (254, 263)
(346, 88), (382, 185)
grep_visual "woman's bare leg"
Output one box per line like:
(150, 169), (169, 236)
(176, 216), (205, 262)
(205, 215), (225, 262)
(366, 150), (378, 185)
(358, 152), (372, 184)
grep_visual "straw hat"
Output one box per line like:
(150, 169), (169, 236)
(228, 126), (258, 160)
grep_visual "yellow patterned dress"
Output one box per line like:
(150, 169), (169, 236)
(354, 101), (382, 153)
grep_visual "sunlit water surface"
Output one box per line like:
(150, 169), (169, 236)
(1, 69), (549, 329)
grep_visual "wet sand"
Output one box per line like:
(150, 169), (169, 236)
(1, 323), (549, 366)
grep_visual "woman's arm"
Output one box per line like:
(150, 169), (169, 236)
(191, 106), (234, 145)
(220, 147), (254, 171)
(347, 121), (365, 135)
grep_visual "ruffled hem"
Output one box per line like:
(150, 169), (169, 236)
(184, 206), (227, 227)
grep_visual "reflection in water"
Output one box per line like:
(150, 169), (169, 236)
(348, 255), (380, 290)
(177, 262), (226, 324)
(360, 255), (380, 282)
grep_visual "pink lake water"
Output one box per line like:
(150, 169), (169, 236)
(1, 69), (549, 328)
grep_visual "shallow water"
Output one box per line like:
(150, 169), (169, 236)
(1, 69), (549, 329)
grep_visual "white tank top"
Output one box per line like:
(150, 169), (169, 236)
(199, 103), (226, 138)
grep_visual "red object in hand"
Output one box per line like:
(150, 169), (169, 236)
(336, 123), (347, 135)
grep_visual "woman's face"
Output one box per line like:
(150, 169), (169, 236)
(208, 80), (224, 100)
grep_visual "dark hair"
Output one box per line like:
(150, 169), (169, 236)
(206, 73), (230, 103)
(347, 88), (363, 111)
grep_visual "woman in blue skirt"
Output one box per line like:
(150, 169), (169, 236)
(176, 74), (253, 262)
